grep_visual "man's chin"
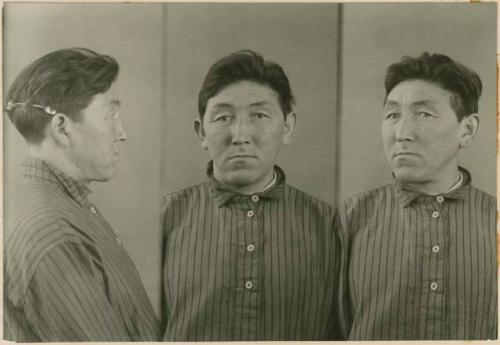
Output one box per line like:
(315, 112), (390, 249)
(217, 168), (264, 189)
(392, 167), (424, 184)
(91, 169), (116, 183)
(225, 173), (258, 187)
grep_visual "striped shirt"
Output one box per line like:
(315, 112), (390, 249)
(161, 163), (342, 341)
(4, 157), (160, 341)
(337, 167), (497, 340)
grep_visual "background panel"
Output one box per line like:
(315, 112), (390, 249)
(162, 3), (340, 205)
(339, 3), (496, 199)
(3, 3), (164, 313)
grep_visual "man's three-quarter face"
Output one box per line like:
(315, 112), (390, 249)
(381, 79), (464, 185)
(67, 82), (128, 183)
(198, 80), (294, 191)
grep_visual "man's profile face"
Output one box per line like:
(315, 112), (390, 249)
(382, 79), (466, 186)
(197, 80), (295, 193)
(67, 82), (127, 183)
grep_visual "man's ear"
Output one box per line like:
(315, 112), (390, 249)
(282, 112), (297, 145)
(459, 114), (479, 148)
(194, 118), (208, 150)
(48, 113), (71, 147)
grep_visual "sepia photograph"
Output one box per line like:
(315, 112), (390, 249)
(2, 2), (497, 342)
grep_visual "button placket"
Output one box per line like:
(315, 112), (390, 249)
(418, 198), (447, 328)
(237, 205), (260, 297)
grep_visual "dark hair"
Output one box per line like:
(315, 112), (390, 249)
(198, 49), (295, 119)
(5, 48), (119, 143)
(384, 52), (482, 121)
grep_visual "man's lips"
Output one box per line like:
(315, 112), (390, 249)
(393, 152), (419, 158)
(227, 154), (257, 160)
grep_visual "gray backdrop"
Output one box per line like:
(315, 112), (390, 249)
(3, 2), (496, 314)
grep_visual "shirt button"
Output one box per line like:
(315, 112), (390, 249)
(432, 245), (440, 253)
(436, 195), (444, 203)
(430, 282), (439, 291)
(90, 206), (97, 214)
(431, 211), (440, 219)
(247, 210), (255, 218)
(251, 195), (259, 202)
(246, 244), (255, 252)
(245, 281), (253, 290)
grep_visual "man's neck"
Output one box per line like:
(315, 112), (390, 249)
(399, 168), (462, 196)
(29, 144), (89, 186)
(214, 168), (276, 195)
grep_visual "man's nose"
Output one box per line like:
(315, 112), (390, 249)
(231, 117), (251, 145)
(116, 118), (128, 141)
(395, 113), (415, 141)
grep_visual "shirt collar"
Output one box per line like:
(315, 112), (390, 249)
(22, 156), (92, 207)
(394, 166), (472, 208)
(206, 161), (286, 207)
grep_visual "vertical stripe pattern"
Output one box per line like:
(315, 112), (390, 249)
(161, 164), (342, 340)
(4, 157), (160, 341)
(337, 168), (497, 340)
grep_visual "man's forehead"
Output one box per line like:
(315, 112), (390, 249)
(384, 99), (436, 108)
(385, 80), (451, 106)
(211, 100), (274, 110)
(86, 88), (121, 112)
(102, 84), (122, 107)
(207, 81), (280, 109)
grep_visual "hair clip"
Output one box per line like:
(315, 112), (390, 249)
(5, 101), (24, 111)
(4, 101), (57, 116)
(32, 104), (57, 116)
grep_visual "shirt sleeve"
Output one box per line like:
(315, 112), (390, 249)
(22, 240), (132, 341)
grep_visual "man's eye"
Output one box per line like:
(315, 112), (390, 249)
(213, 115), (232, 123)
(384, 112), (398, 119)
(416, 111), (434, 118)
(252, 112), (269, 119)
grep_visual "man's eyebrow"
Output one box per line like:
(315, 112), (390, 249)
(384, 100), (400, 108)
(384, 99), (436, 108)
(210, 103), (233, 111)
(248, 101), (273, 107)
(411, 100), (436, 108)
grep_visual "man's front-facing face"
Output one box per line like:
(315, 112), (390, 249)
(198, 81), (295, 193)
(68, 82), (127, 183)
(382, 79), (464, 187)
